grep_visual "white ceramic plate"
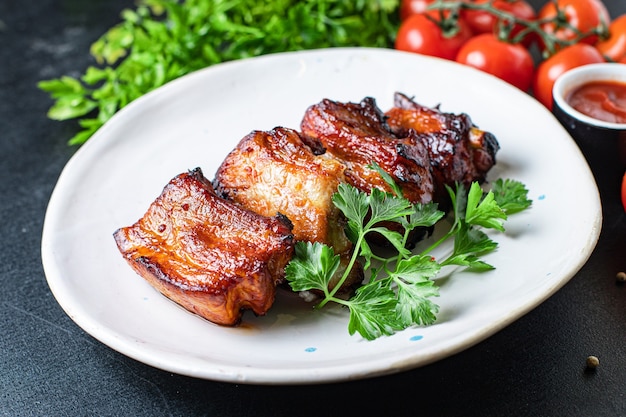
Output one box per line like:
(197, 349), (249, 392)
(41, 48), (602, 385)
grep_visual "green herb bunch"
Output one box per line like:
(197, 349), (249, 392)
(285, 167), (532, 340)
(38, 0), (400, 145)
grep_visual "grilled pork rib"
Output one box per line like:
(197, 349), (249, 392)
(300, 97), (435, 205)
(113, 168), (295, 326)
(385, 92), (500, 205)
(214, 127), (351, 254)
(214, 127), (362, 293)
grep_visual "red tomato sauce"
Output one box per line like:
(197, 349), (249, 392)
(566, 80), (626, 124)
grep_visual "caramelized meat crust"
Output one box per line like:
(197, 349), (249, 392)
(214, 127), (351, 254)
(214, 127), (362, 293)
(300, 97), (435, 205)
(385, 92), (500, 205)
(113, 168), (295, 326)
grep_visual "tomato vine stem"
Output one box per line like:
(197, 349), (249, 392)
(425, 0), (609, 57)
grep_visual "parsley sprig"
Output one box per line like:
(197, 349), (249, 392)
(38, 0), (400, 145)
(285, 171), (532, 340)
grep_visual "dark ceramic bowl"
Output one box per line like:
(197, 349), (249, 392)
(552, 63), (626, 178)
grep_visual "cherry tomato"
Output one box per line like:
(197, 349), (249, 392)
(400, 0), (466, 21)
(400, 0), (436, 21)
(538, 0), (610, 51)
(455, 33), (534, 91)
(596, 15), (626, 63)
(462, 0), (536, 45)
(395, 13), (474, 60)
(622, 171), (626, 212)
(532, 43), (605, 110)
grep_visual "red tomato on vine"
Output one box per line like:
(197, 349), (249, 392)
(455, 33), (535, 91)
(538, 0), (610, 51)
(395, 13), (474, 60)
(400, 0), (437, 21)
(462, 0), (536, 45)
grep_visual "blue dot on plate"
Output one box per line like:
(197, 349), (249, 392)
(410, 335), (424, 342)
(304, 347), (317, 353)
(538, 194), (546, 200)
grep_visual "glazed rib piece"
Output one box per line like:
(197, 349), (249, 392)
(214, 127), (362, 293)
(214, 127), (351, 254)
(113, 168), (295, 326)
(385, 92), (500, 205)
(300, 97), (435, 205)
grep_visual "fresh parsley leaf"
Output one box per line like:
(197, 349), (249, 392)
(367, 188), (414, 226)
(368, 162), (404, 198)
(333, 182), (414, 263)
(403, 202), (445, 231)
(332, 183), (369, 232)
(391, 255), (441, 327)
(285, 241), (339, 296)
(395, 279), (440, 327)
(447, 182), (468, 223)
(368, 226), (410, 257)
(38, 76), (86, 98)
(443, 223), (497, 270)
(392, 255), (442, 284)
(346, 279), (401, 340)
(491, 178), (533, 214)
(465, 182), (507, 232)
(46, 96), (98, 121)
